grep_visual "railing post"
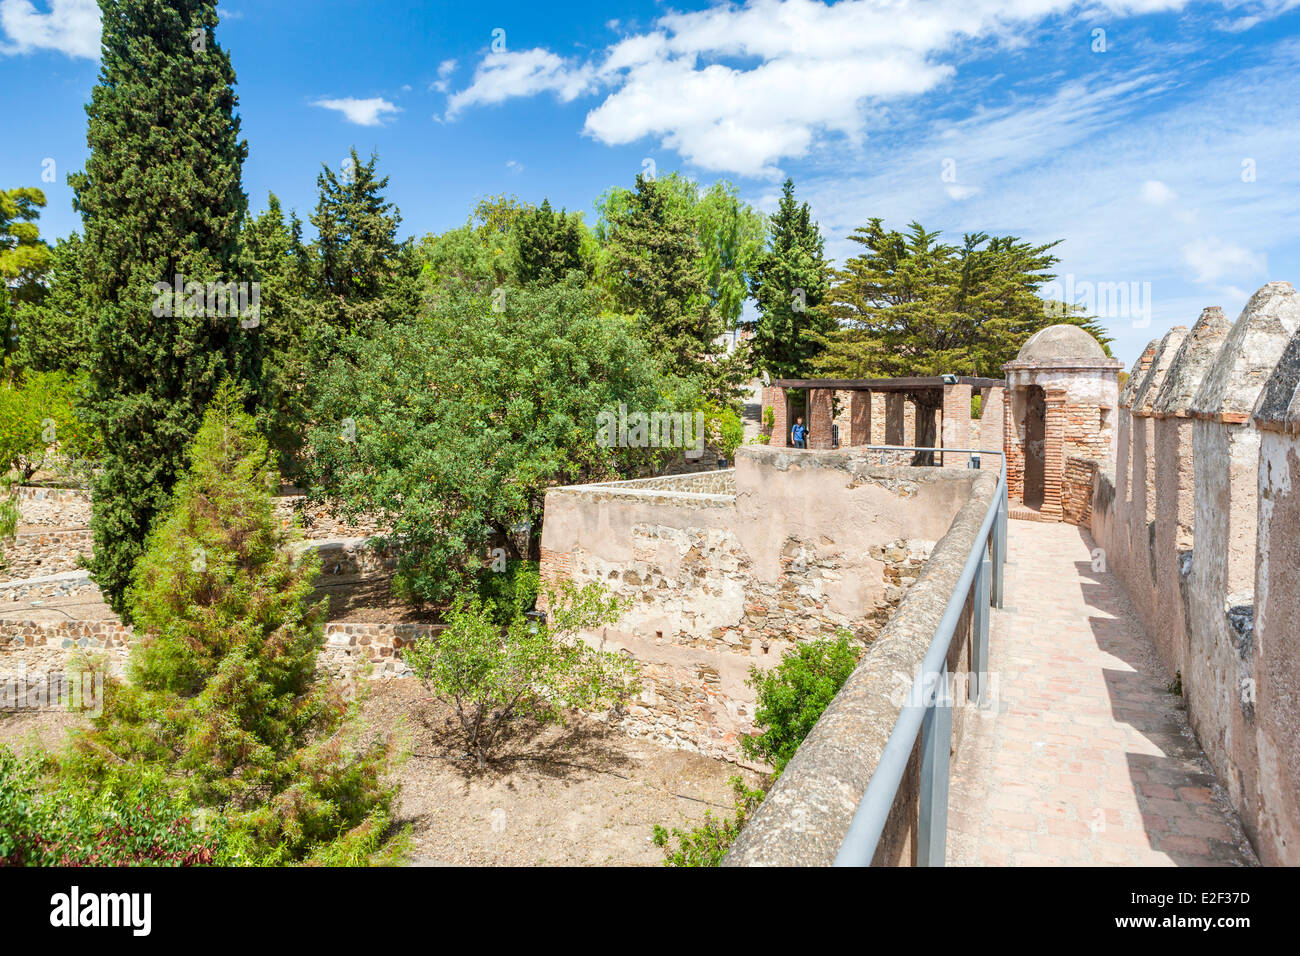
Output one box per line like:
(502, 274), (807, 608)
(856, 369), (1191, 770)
(991, 487), (1007, 608)
(917, 664), (952, 867)
(972, 554), (991, 705)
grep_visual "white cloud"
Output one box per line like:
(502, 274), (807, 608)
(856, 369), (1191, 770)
(0, 0), (99, 59)
(1140, 180), (1177, 204)
(442, 0), (1285, 178)
(1181, 237), (1266, 284)
(312, 96), (401, 127)
(445, 48), (597, 118)
(430, 58), (457, 93)
(505, 159), (524, 174)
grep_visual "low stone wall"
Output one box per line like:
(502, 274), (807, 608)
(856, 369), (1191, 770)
(1, 617), (436, 687)
(274, 495), (390, 539)
(14, 485), (92, 528)
(0, 529), (94, 583)
(539, 450), (979, 760)
(724, 467), (999, 865)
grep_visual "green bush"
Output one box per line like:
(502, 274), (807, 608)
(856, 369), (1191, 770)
(652, 776), (765, 867)
(740, 632), (862, 776)
(403, 579), (637, 768)
(706, 405), (745, 461)
(0, 747), (221, 866)
(474, 558), (541, 624)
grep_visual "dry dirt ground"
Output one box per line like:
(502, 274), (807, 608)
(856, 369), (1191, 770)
(0, 677), (758, 867)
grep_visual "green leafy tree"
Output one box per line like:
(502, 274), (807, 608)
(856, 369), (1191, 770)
(71, 0), (253, 617)
(310, 147), (413, 335)
(815, 220), (1110, 378)
(304, 281), (669, 604)
(0, 370), (98, 481)
(403, 580), (637, 768)
(600, 173), (742, 402)
(0, 187), (54, 363)
(741, 632), (862, 776)
(512, 199), (591, 286)
(747, 178), (834, 378)
(66, 387), (399, 864)
(12, 233), (91, 374)
(597, 173), (763, 333)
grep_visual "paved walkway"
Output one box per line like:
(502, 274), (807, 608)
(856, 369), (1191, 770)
(947, 519), (1257, 866)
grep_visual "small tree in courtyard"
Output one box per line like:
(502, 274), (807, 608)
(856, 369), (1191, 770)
(403, 580), (638, 768)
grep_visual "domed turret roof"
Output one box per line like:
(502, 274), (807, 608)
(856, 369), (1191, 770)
(1016, 324), (1108, 363)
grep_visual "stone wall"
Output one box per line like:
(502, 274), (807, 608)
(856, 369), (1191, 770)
(0, 529), (94, 583)
(1, 617), (434, 687)
(724, 467), (1001, 865)
(538, 450), (981, 760)
(1061, 456), (1097, 525)
(1089, 281), (1300, 865)
(14, 485), (92, 527)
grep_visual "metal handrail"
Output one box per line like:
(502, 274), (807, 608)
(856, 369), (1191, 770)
(832, 445), (1008, 866)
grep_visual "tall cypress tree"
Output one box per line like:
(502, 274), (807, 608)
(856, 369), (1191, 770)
(747, 178), (833, 379)
(71, 0), (250, 616)
(310, 147), (407, 335)
(602, 174), (729, 392)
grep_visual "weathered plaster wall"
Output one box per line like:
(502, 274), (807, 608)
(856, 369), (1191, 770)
(538, 449), (980, 759)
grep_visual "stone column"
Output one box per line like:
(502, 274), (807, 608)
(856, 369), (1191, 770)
(760, 385), (782, 442)
(884, 392), (905, 446)
(770, 387), (789, 448)
(1004, 388), (1025, 502)
(979, 386), (1005, 457)
(941, 382), (972, 468)
(808, 388), (834, 450)
(1042, 388), (1067, 520)
(850, 390), (871, 446)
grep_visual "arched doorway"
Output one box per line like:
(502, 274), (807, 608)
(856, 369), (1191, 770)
(1023, 385), (1046, 508)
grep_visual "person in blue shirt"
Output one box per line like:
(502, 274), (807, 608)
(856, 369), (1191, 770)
(791, 416), (807, 448)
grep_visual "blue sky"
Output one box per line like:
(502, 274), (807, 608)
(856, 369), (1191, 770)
(3, 0), (1300, 366)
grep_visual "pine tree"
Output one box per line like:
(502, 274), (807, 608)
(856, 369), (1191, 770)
(513, 199), (589, 286)
(310, 147), (409, 334)
(814, 220), (1110, 378)
(602, 174), (733, 397)
(72, 386), (398, 863)
(747, 178), (833, 379)
(70, 0), (251, 616)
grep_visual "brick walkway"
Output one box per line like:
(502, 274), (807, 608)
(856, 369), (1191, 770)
(947, 519), (1257, 866)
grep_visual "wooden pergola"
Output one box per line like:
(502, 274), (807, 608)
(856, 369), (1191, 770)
(762, 375), (1008, 466)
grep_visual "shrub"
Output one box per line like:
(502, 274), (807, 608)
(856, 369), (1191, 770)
(474, 558), (541, 625)
(740, 631), (862, 776)
(65, 384), (401, 865)
(652, 776), (766, 867)
(403, 579), (637, 767)
(706, 405), (745, 461)
(0, 747), (221, 866)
